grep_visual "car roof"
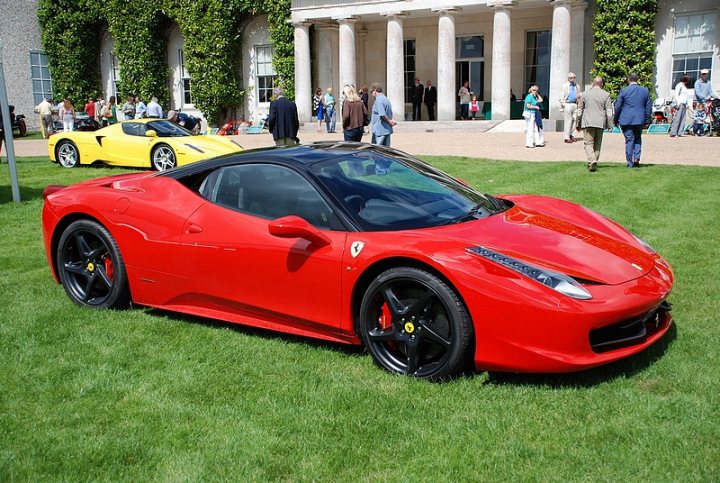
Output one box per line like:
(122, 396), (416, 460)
(161, 142), (405, 180)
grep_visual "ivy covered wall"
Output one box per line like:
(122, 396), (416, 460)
(591, 0), (658, 98)
(37, 0), (293, 124)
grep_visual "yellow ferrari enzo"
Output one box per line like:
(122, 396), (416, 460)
(48, 119), (243, 171)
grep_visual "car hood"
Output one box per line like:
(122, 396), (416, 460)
(432, 201), (656, 286)
(175, 136), (241, 154)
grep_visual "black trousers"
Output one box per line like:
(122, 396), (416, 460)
(425, 103), (435, 121)
(412, 102), (422, 120)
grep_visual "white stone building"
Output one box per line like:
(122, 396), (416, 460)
(291, 0), (720, 124)
(0, 1), (717, 130)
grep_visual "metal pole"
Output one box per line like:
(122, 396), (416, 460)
(0, 42), (22, 203)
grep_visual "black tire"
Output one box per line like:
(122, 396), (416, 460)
(357, 267), (473, 380)
(56, 140), (80, 168)
(151, 144), (176, 171)
(18, 119), (28, 137)
(57, 219), (130, 309)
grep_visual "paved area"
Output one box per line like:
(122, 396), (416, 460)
(5, 121), (719, 167)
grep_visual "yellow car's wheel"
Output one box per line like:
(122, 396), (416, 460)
(56, 140), (79, 168)
(151, 144), (176, 171)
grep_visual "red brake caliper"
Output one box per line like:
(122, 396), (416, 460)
(104, 256), (114, 283)
(379, 303), (392, 329)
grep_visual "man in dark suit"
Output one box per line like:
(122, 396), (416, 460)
(411, 77), (424, 121)
(267, 87), (300, 146)
(614, 73), (652, 168)
(424, 80), (437, 121)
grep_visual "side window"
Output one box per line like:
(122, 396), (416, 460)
(209, 164), (334, 229)
(121, 122), (147, 136)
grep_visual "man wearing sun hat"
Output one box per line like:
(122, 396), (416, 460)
(695, 69), (713, 103)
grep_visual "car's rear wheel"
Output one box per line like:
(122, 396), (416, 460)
(152, 144), (176, 171)
(56, 140), (79, 168)
(358, 267), (473, 380)
(57, 220), (130, 309)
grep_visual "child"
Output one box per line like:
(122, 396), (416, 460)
(692, 104), (706, 136)
(469, 96), (480, 120)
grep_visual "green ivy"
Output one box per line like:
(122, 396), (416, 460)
(37, 0), (293, 125)
(591, 0), (658, 98)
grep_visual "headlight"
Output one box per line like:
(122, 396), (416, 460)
(631, 233), (656, 253)
(468, 246), (592, 300)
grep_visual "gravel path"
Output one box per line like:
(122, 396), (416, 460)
(8, 123), (719, 167)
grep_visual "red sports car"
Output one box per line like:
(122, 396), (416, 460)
(42, 143), (674, 380)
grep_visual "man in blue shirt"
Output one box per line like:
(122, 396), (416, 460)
(168, 109), (200, 134)
(560, 72), (581, 143)
(370, 83), (397, 147)
(694, 69), (714, 103)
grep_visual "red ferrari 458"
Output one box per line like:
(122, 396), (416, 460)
(42, 143), (674, 379)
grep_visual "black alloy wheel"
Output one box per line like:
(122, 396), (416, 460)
(358, 267), (473, 380)
(57, 220), (130, 308)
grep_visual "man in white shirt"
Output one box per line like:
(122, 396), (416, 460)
(37, 98), (54, 136)
(146, 97), (163, 118)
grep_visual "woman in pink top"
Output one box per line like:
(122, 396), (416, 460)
(59, 99), (75, 132)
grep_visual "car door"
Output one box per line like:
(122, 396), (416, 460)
(101, 122), (155, 167)
(180, 163), (347, 333)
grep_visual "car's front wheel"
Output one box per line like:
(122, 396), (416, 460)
(57, 220), (130, 309)
(358, 267), (473, 380)
(151, 144), (176, 171)
(56, 140), (79, 168)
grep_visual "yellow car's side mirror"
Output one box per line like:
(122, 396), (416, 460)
(145, 130), (157, 138)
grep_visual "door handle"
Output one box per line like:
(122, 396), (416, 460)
(187, 223), (203, 234)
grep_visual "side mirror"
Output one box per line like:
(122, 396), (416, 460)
(145, 130), (157, 138)
(268, 216), (331, 247)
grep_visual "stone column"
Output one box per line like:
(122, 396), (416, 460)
(385, 13), (406, 122)
(315, 25), (338, 94)
(293, 22), (312, 123)
(548, 0), (572, 123)
(570, 1), (588, 88)
(434, 8), (458, 121)
(489, 1), (516, 121)
(357, 27), (368, 88)
(336, 17), (357, 90)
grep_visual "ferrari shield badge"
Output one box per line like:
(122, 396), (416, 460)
(350, 241), (365, 258)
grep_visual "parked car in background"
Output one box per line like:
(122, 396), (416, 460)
(48, 119), (243, 170)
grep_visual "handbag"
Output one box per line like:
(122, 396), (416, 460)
(522, 110), (532, 120)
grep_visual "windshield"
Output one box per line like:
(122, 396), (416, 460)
(146, 120), (192, 137)
(310, 150), (508, 231)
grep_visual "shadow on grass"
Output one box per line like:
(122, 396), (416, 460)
(145, 307), (677, 386)
(145, 308), (367, 359)
(486, 322), (677, 388)
(0, 185), (47, 204)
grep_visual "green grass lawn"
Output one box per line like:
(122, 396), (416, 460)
(1, 156), (719, 481)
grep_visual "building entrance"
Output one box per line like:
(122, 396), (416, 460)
(455, 36), (484, 119)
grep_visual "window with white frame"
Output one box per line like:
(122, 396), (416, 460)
(30, 51), (53, 105)
(404, 39), (416, 104)
(255, 45), (276, 103)
(672, 12), (715, 86)
(111, 52), (121, 99)
(525, 30), (551, 94)
(179, 49), (193, 106)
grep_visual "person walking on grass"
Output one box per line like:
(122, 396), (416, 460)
(614, 72), (652, 168)
(575, 76), (613, 172)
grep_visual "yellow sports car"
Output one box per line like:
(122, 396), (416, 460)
(49, 119), (243, 170)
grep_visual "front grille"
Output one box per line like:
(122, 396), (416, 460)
(589, 301), (672, 353)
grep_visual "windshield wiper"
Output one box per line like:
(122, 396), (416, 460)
(442, 203), (489, 225)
